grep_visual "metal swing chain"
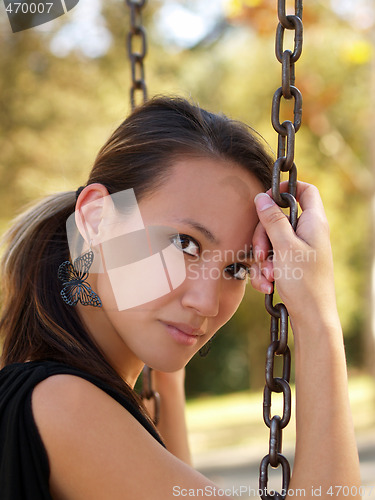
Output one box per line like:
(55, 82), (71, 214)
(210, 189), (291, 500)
(126, 0), (160, 425)
(141, 365), (161, 426)
(126, 0), (148, 111)
(259, 1), (303, 499)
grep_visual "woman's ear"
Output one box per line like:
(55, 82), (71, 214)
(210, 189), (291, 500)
(75, 183), (114, 246)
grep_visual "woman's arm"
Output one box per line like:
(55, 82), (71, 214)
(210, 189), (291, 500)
(32, 374), (231, 500)
(251, 181), (361, 499)
(144, 368), (192, 465)
(290, 310), (360, 495)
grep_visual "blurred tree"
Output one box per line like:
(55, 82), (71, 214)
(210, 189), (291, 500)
(223, 0), (373, 380)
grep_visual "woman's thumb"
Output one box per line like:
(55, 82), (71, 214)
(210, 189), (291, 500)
(254, 193), (295, 246)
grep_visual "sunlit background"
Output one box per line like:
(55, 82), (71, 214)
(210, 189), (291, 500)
(1, 0), (375, 491)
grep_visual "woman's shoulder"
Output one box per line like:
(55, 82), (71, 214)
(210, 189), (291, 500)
(2, 361), (226, 499)
(30, 364), (165, 451)
(0, 359), (162, 443)
(31, 371), (136, 441)
(31, 372), (144, 446)
(31, 369), (134, 421)
(31, 370), (219, 500)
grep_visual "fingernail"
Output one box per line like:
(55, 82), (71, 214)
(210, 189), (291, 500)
(254, 193), (275, 211)
(261, 283), (273, 294)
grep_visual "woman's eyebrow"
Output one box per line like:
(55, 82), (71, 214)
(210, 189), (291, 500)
(173, 218), (219, 244)
(172, 218), (253, 260)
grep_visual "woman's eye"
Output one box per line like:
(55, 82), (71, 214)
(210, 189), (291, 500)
(171, 234), (200, 257)
(225, 263), (249, 280)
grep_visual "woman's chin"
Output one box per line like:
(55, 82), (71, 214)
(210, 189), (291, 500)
(142, 353), (196, 373)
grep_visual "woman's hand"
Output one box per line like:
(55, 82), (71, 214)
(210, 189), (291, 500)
(250, 181), (337, 324)
(250, 180), (361, 495)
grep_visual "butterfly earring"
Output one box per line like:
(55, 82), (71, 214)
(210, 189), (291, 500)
(58, 249), (102, 308)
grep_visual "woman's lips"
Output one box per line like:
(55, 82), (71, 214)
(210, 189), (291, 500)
(159, 321), (202, 346)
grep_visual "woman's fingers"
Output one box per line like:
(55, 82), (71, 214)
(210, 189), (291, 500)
(251, 181), (335, 322)
(252, 218), (272, 263)
(265, 181), (329, 246)
(253, 193), (296, 250)
(263, 181), (329, 246)
(249, 261), (274, 295)
(266, 181), (326, 217)
(251, 217), (275, 291)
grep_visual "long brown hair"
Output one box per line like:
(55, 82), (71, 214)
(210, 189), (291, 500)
(0, 96), (273, 409)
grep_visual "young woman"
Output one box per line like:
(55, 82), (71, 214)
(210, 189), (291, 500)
(0, 96), (360, 499)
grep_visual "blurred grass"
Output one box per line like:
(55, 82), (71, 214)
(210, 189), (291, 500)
(186, 373), (375, 455)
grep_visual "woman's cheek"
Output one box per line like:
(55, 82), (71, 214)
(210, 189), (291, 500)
(95, 272), (115, 310)
(216, 280), (246, 328)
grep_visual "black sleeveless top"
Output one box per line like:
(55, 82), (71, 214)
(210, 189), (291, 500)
(0, 360), (164, 499)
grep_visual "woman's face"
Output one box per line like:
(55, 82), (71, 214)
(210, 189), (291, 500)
(82, 156), (264, 380)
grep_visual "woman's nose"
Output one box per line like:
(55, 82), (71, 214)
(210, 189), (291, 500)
(180, 263), (221, 317)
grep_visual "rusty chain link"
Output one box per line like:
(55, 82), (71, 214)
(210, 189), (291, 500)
(126, 1), (159, 425)
(259, 1), (303, 498)
(126, 0), (148, 111)
(141, 365), (161, 426)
